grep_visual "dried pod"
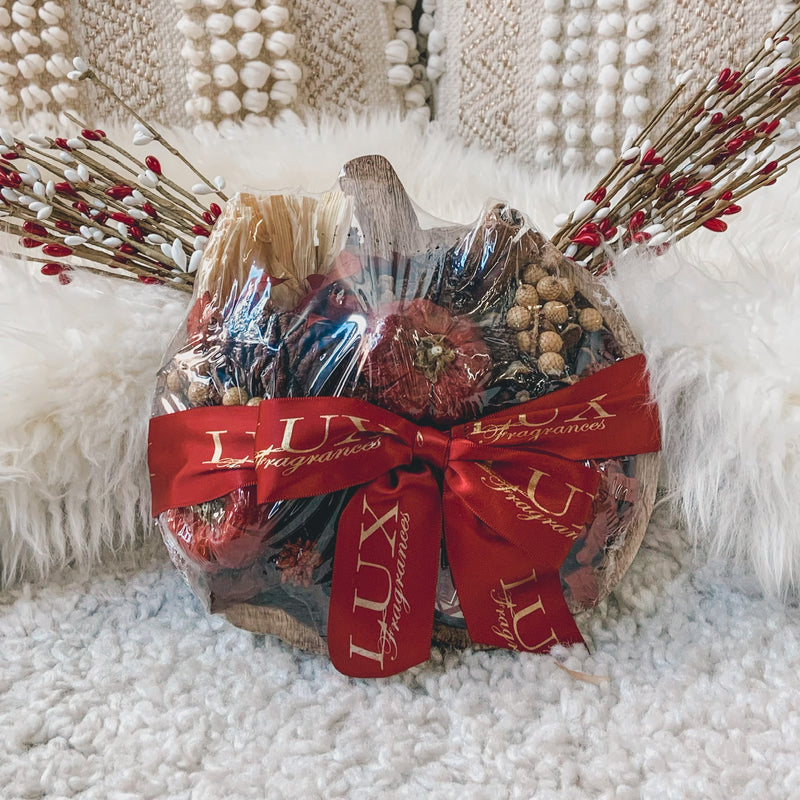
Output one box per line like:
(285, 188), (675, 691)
(246, 396), (263, 406)
(222, 386), (249, 406)
(522, 263), (548, 284)
(557, 277), (575, 301)
(514, 283), (540, 309)
(187, 381), (216, 405)
(516, 330), (535, 353)
(506, 305), (532, 331)
(440, 203), (530, 313)
(538, 351), (565, 376)
(538, 330), (563, 353)
(165, 370), (184, 393)
(578, 307), (604, 332)
(536, 276), (562, 301)
(543, 300), (569, 325)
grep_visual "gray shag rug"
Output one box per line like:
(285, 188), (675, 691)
(3, 508), (799, 800)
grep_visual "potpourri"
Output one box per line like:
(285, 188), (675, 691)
(148, 167), (661, 675)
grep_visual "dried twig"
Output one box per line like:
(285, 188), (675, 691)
(552, 10), (800, 274)
(0, 57), (228, 290)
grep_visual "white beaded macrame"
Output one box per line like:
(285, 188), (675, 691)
(383, 0), (433, 124)
(422, 0), (444, 95)
(0, 0), (75, 119)
(174, 0), (300, 123)
(593, 0), (623, 169)
(534, 1), (564, 166)
(432, 0), (797, 169)
(0, 0), (427, 130)
(619, 0), (656, 165)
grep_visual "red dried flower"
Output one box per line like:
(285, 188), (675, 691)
(105, 184), (134, 200)
(110, 212), (136, 225)
(702, 218), (727, 232)
(42, 243), (72, 257)
(275, 540), (323, 587)
(362, 299), (492, 425)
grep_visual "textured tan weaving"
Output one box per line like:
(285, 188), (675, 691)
(431, 0), (797, 169)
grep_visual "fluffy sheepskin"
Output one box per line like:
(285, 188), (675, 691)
(1, 114), (799, 597)
(607, 247), (800, 597)
(0, 268), (185, 583)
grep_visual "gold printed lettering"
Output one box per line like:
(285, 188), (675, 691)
(500, 570), (539, 593)
(270, 414), (398, 456)
(275, 415), (338, 454)
(334, 415), (372, 446)
(516, 409), (559, 427)
(348, 637), (385, 669)
(475, 466), (581, 539)
(359, 497), (399, 554)
(505, 592), (547, 650)
(202, 430), (228, 465)
(529, 628), (559, 651)
(352, 555), (393, 613)
(333, 416), (400, 445)
(526, 469), (590, 518)
(563, 393), (616, 423)
(492, 572), (561, 651)
(254, 436), (384, 473)
(469, 409), (559, 444)
(202, 429), (255, 469)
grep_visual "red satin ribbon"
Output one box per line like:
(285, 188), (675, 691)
(149, 354), (661, 677)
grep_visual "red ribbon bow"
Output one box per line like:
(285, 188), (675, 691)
(149, 354), (661, 677)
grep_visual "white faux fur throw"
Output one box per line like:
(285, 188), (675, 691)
(608, 247), (800, 597)
(1, 114), (800, 599)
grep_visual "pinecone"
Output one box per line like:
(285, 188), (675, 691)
(486, 324), (522, 365)
(291, 319), (363, 398)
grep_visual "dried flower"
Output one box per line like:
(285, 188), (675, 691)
(275, 540), (323, 587)
(165, 487), (275, 570)
(362, 299), (493, 425)
(0, 62), (229, 292)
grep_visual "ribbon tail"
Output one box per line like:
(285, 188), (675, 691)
(327, 465), (442, 678)
(443, 477), (585, 654)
